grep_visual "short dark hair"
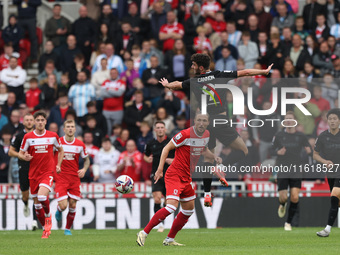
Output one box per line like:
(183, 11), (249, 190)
(86, 115), (96, 122)
(29, 77), (38, 83)
(65, 109), (77, 120)
(191, 53), (211, 70)
(102, 137), (111, 143)
(327, 108), (340, 119)
(58, 91), (68, 98)
(154, 121), (165, 127)
(176, 114), (186, 121)
(86, 101), (96, 108)
(53, 3), (61, 8)
(33, 110), (47, 119)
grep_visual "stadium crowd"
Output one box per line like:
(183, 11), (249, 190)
(0, 0), (337, 185)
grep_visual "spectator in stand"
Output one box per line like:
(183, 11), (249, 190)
(68, 53), (90, 86)
(84, 116), (104, 148)
(312, 13), (330, 44)
(310, 85), (331, 115)
(215, 46), (237, 72)
(122, 2), (143, 43)
(0, 44), (22, 71)
(2, 92), (19, 117)
(131, 44), (148, 77)
(230, 0), (251, 31)
(95, 23), (113, 50)
(93, 137), (120, 183)
(150, 2), (167, 42)
(238, 31), (259, 69)
(271, 3), (295, 34)
(101, 68), (126, 135)
(294, 95), (320, 136)
(2, 15), (23, 52)
(156, 88), (181, 119)
(68, 71), (96, 118)
(113, 128), (130, 153)
(321, 73), (338, 108)
(281, 27), (293, 53)
(164, 39), (191, 81)
(0, 129), (11, 183)
(293, 16), (309, 42)
(0, 106), (9, 132)
(90, 42), (106, 67)
(97, 4), (120, 38)
(305, 35), (318, 57)
(212, 11), (227, 33)
(25, 78), (40, 113)
(136, 121), (153, 153)
(247, 14), (260, 43)
(120, 59), (139, 90)
(124, 90), (152, 140)
(59, 35), (82, 73)
(72, 5), (97, 65)
(2, 110), (23, 136)
(169, 114), (187, 138)
(0, 57), (26, 104)
(313, 41), (333, 74)
(159, 11), (184, 53)
(83, 130), (99, 160)
(0, 84), (8, 106)
(92, 43), (124, 74)
(115, 22), (138, 57)
(327, 35), (340, 55)
(37, 74), (57, 112)
(287, 34), (312, 72)
(193, 26), (212, 54)
(281, 59), (297, 78)
(257, 32), (269, 66)
(91, 58), (110, 101)
(183, 2), (205, 52)
(150, 39), (165, 66)
(254, 0), (272, 35)
(117, 139), (142, 182)
(227, 21), (242, 47)
(37, 59), (61, 85)
(58, 109), (83, 137)
(110, 124), (122, 144)
(145, 107), (175, 137)
(214, 31), (239, 61)
(38, 41), (60, 73)
(330, 12), (340, 40)
(44, 4), (71, 51)
(48, 122), (58, 133)
(303, 0), (327, 31)
(201, 0), (221, 26)
(82, 101), (108, 136)
(13, 0), (41, 65)
(125, 78), (150, 101)
(58, 73), (71, 94)
(303, 61), (319, 83)
(142, 55), (168, 109)
(47, 92), (72, 128)
(315, 111), (329, 136)
(327, 53), (340, 78)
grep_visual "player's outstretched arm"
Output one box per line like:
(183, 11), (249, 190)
(237, 63), (273, 77)
(159, 78), (183, 90)
(78, 156), (90, 178)
(56, 146), (64, 173)
(313, 150), (334, 168)
(155, 141), (176, 183)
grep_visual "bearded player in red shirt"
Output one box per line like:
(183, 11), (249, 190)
(55, 119), (90, 235)
(137, 113), (221, 246)
(19, 111), (64, 239)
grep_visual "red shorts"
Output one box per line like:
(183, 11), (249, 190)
(165, 174), (196, 202)
(54, 175), (81, 202)
(30, 174), (54, 197)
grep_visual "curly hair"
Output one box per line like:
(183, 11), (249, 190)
(191, 53), (211, 70)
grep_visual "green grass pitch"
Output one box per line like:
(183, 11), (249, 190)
(0, 228), (338, 255)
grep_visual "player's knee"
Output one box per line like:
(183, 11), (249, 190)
(290, 196), (299, 203)
(181, 209), (195, 217)
(37, 195), (47, 202)
(164, 204), (177, 214)
(59, 203), (67, 211)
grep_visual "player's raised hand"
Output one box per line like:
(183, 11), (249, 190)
(56, 165), (61, 174)
(78, 169), (86, 178)
(264, 63), (274, 75)
(22, 151), (33, 161)
(159, 78), (169, 87)
(154, 169), (163, 184)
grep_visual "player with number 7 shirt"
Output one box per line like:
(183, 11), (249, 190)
(19, 110), (64, 239)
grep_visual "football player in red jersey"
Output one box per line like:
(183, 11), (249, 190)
(19, 111), (64, 239)
(54, 119), (90, 235)
(137, 113), (221, 246)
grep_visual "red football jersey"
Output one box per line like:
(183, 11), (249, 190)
(201, 1), (221, 25)
(86, 144), (99, 159)
(167, 126), (210, 182)
(60, 136), (88, 177)
(20, 130), (61, 180)
(159, 22), (184, 52)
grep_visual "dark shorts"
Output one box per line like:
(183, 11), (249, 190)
(327, 178), (340, 192)
(277, 178), (302, 191)
(151, 175), (166, 196)
(207, 116), (239, 150)
(19, 168), (30, 192)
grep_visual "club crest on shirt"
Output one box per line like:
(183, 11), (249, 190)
(173, 189), (178, 195)
(174, 133), (182, 142)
